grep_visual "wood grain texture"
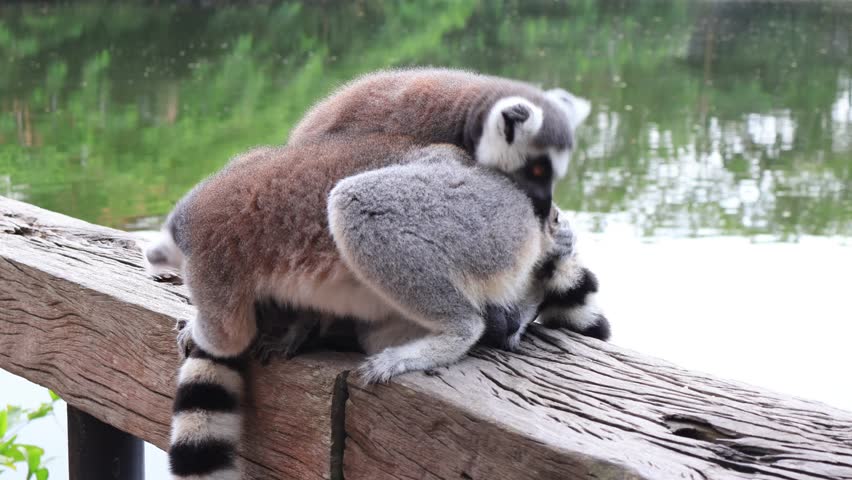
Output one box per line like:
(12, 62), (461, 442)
(2, 196), (851, 480)
(345, 331), (852, 479)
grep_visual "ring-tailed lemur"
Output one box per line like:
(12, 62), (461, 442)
(251, 202), (607, 362)
(148, 68), (604, 479)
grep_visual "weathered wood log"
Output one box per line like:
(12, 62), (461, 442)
(1, 195), (851, 480)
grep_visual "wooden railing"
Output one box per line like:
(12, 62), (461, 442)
(1, 195), (851, 480)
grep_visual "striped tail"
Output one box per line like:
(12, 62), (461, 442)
(170, 348), (248, 480)
(538, 256), (611, 341)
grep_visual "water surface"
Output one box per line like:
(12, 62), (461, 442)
(1, 2), (850, 479)
(1, 0), (849, 238)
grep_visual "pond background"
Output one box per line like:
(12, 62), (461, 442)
(1, 1), (850, 479)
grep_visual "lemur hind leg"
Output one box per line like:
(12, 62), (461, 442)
(328, 156), (540, 383)
(333, 207), (485, 384)
(181, 259), (258, 358)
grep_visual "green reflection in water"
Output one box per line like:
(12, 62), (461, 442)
(1, 0), (849, 240)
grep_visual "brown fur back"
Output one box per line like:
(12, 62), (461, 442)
(287, 68), (569, 152)
(183, 134), (424, 289)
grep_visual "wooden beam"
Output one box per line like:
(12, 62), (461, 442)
(1, 195), (851, 480)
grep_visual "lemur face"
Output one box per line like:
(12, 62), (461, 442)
(475, 90), (591, 218)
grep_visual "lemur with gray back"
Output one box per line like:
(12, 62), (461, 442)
(268, 68), (606, 353)
(252, 202), (605, 362)
(147, 68), (607, 480)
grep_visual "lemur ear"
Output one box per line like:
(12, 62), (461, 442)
(476, 97), (543, 171)
(546, 88), (592, 131)
(489, 97), (542, 146)
(501, 104), (530, 144)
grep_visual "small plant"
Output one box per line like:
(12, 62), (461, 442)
(0, 390), (61, 480)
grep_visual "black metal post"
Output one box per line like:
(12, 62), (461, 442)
(67, 404), (144, 480)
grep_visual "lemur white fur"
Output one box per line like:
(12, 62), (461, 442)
(471, 94), (579, 179)
(144, 227), (183, 279)
(150, 68), (601, 480)
(476, 96), (544, 173)
(545, 88), (590, 177)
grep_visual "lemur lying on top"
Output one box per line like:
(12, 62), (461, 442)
(146, 68), (608, 480)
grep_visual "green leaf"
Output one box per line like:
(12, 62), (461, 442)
(36, 466), (49, 480)
(0, 409), (7, 437)
(47, 391), (60, 402)
(0, 434), (19, 452)
(4, 444), (25, 463)
(24, 444), (44, 477)
(26, 404), (53, 421)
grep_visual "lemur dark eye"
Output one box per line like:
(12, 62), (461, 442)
(531, 164), (545, 177)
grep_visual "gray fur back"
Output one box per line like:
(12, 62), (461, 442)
(328, 153), (539, 319)
(288, 68), (572, 155)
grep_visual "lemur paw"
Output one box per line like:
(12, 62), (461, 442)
(546, 207), (576, 258)
(251, 315), (320, 365)
(175, 320), (195, 358)
(552, 224), (576, 259)
(251, 331), (304, 365)
(252, 333), (286, 365)
(504, 329), (525, 352)
(356, 348), (411, 385)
